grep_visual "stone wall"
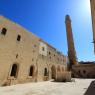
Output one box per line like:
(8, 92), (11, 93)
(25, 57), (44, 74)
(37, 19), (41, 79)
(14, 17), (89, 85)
(0, 16), (70, 86)
(72, 63), (95, 78)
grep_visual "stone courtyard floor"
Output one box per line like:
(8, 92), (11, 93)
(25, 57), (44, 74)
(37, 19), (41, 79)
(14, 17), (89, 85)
(0, 78), (94, 95)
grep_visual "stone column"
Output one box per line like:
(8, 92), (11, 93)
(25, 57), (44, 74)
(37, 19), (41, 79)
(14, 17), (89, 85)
(90, 0), (95, 53)
(65, 15), (77, 69)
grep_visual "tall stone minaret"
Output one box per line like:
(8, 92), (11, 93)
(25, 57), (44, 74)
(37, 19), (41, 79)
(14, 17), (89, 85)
(65, 15), (77, 69)
(90, 0), (95, 53)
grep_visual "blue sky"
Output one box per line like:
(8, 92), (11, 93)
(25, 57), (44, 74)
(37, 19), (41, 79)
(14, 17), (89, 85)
(0, 0), (94, 61)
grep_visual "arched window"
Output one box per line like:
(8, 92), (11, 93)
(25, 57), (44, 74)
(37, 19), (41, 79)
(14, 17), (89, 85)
(44, 68), (48, 76)
(49, 51), (51, 55)
(29, 66), (34, 76)
(17, 35), (21, 41)
(1, 28), (7, 35)
(10, 64), (18, 78)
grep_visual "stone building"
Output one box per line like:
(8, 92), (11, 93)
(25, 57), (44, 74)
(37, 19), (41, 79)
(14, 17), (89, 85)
(0, 16), (71, 86)
(72, 62), (95, 78)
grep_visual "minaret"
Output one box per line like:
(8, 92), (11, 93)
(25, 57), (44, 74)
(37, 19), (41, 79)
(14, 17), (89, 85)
(90, 0), (95, 53)
(65, 15), (77, 69)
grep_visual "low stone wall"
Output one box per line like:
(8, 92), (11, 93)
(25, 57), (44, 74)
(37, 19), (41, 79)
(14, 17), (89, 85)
(72, 64), (95, 78)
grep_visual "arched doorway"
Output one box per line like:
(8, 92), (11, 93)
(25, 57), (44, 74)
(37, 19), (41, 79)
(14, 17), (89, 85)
(51, 65), (56, 79)
(29, 65), (35, 76)
(57, 66), (61, 72)
(10, 64), (18, 78)
(62, 67), (64, 72)
(44, 68), (48, 76)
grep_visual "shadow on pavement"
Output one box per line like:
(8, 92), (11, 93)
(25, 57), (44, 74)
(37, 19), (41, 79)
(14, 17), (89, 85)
(84, 81), (95, 95)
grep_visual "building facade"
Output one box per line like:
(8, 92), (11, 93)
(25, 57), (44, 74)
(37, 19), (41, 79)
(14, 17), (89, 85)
(0, 16), (70, 86)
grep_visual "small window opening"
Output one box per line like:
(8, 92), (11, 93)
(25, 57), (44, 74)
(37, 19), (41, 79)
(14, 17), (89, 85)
(29, 66), (34, 76)
(32, 58), (34, 61)
(42, 55), (44, 58)
(83, 70), (86, 74)
(16, 54), (18, 58)
(44, 68), (48, 76)
(49, 52), (51, 55)
(1, 28), (7, 35)
(17, 35), (21, 41)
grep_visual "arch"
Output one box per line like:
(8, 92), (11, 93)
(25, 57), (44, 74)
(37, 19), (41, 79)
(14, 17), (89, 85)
(10, 64), (18, 78)
(51, 65), (56, 79)
(62, 67), (64, 72)
(29, 65), (35, 76)
(57, 65), (61, 72)
(44, 68), (48, 76)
